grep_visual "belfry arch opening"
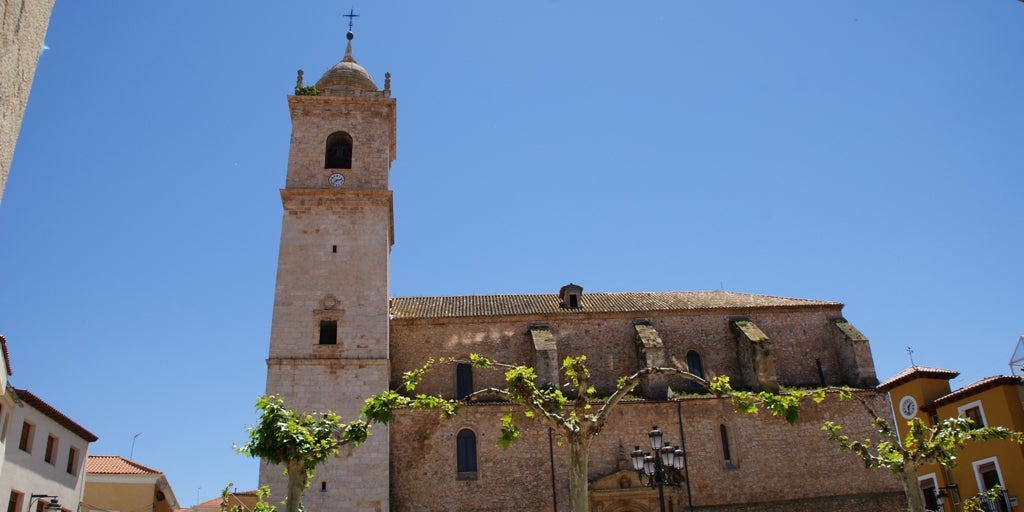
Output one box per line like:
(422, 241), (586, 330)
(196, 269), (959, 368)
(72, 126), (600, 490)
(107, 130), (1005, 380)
(325, 131), (353, 169)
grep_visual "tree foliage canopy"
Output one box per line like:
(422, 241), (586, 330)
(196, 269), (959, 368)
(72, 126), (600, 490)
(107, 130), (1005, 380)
(239, 395), (369, 477)
(238, 395), (370, 512)
(823, 413), (1023, 474)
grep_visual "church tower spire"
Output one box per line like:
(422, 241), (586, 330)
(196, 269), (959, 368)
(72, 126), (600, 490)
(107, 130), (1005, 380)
(262, 18), (395, 512)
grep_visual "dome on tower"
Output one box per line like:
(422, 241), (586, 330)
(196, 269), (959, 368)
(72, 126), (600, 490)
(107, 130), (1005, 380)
(315, 32), (378, 93)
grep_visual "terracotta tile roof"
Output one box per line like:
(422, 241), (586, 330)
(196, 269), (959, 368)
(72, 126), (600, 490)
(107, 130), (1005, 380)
(1, 334), (11, 375)
(928, 375), (1023, 409)
(12, 388), (98, 442)
(390, 290), (840, 320)
(876, 366), (960, 391)
(190, 490), (258, 512)
(87, 455), (162, 475)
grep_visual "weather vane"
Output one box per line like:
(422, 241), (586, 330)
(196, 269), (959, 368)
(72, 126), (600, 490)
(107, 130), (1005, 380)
(907, 346), (916, 367)
(344, 8), (360, 32)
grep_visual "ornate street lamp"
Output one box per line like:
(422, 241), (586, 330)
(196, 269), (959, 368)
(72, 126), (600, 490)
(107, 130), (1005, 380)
(27, 495), (62, 512)
(631, 426), (686, 512)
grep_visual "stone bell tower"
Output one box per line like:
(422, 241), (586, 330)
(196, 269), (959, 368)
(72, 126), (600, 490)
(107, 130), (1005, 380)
(262, 28), (395, 512)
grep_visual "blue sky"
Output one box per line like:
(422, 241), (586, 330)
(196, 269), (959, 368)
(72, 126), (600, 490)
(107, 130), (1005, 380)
(2, 1), (1022, 506)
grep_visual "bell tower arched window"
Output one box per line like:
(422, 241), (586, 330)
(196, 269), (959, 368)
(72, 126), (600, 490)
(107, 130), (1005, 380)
(325, 131), (353, 169)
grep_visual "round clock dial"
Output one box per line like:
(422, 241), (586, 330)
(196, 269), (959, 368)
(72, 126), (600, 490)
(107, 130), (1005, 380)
(898, 395), (918, 419)
(328, 173), (345, 188)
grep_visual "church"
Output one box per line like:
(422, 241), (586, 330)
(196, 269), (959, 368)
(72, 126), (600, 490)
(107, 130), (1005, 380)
(260, 29), (905, 512)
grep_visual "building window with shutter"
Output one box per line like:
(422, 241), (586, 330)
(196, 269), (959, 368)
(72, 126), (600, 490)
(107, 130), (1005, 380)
(958, 401), (986, 428)
(67, 446), (80, 475)
(18, 421), (33, 453)
(44, 435), (58, 464)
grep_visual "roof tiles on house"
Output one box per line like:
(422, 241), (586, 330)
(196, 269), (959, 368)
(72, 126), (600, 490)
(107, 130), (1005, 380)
(928, 375), (1023, 409)
(876, 366), (960, 391)
(87, 455), (162, 475)
(1, 334), (11, 375)
(12, 388), (98, 441)
(390, 290), (840, 320)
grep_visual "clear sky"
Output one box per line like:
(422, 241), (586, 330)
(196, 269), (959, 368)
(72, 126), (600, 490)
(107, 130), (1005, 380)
(2, 1), (1022, 507)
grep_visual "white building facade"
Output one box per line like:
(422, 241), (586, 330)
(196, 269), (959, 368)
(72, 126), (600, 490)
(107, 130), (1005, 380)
(1, 339), (96, 512)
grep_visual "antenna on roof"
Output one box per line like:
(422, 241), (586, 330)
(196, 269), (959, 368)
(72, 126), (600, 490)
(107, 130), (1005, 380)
(1010, 335), (1024, 376)
(129, 432), (141, 460)
(906, 346), (916, 367)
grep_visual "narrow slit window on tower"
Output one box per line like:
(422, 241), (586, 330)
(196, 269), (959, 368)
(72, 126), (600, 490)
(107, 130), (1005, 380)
(318, 320), (338, 345)
(332, 245), (338, 253)
(325, 131), (353, 169)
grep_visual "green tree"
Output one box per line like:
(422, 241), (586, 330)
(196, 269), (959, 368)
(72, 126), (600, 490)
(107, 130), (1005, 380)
(363, 355), (821, 512)
(238, 395), (369, 512)
(822, 398), (1022, 512)
(219, 483), (277, 512)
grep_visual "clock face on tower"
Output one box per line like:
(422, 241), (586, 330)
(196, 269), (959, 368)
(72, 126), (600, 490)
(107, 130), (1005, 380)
(328, 173), (346, 188)
(898, 395), (918, 419)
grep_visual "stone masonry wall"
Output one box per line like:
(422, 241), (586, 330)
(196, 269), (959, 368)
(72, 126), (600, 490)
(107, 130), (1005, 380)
(389, 392), (903, 511)
(0, 0), (55, 205)
(263, 359), (390, 512)
(390, 304), (870, 399)
(286, 96), (395, 191)
(269, 189), (392, 359)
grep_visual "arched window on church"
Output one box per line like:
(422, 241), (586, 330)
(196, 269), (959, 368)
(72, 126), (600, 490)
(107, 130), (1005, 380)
(686, 350), (704, 379)
(325, 131), (353, 169)
(685, 350), (704, 391)
(456, 363), (473, 399)
(456, 429), (478, 478)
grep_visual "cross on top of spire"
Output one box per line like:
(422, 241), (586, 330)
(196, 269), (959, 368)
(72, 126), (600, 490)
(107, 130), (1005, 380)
(344, 8), (360, 32)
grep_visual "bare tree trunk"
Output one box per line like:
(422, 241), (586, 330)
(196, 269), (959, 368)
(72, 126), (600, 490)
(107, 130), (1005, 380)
(285, 460), (307, 512)
(568, 437), (591, 512)
(899, 465), (926, 512)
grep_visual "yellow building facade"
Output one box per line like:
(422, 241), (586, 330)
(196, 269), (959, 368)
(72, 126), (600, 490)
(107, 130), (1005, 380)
(83, 456), (179, 512)
(879, 367), (1024, 512)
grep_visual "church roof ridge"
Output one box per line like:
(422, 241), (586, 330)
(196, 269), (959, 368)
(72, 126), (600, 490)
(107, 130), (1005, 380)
(390, 290), (841, 319)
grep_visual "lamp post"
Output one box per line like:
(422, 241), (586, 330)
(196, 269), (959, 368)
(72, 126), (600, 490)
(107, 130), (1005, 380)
(630, 426), (686, 512)
(27, 495), (62, 512)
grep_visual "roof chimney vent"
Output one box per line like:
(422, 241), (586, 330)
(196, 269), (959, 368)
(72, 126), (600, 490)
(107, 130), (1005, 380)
(559, 283), (583, 309)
